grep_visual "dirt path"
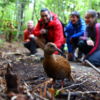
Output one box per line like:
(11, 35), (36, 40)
(0, 42), (100, 100)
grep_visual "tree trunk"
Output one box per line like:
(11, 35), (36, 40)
(32, 0), (36, 20)
(16, 1), (25, 39)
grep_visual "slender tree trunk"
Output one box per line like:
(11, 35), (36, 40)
(32, 0), (36, 20)
(16, 1), (25, 39)
(20, 2), (25, 27)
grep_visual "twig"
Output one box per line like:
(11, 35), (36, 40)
(85, 60), (100, 74)
(43, 82), (48, 98)
(56, 91), (100, 98)
(33, 92), (49, 100)
(75, 75), (85, 80)
(24, 79), (52, 100)
(23, 82), (34, 100)
(67, 91), (71, 100)
(58, 79), (88, 92)
(32, 78), (53, 91)
(24, 81), (48, 100)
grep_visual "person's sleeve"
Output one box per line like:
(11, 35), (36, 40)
(34, 21), (41, 36)
(71, 19), (86, 38)
(53, 21), (65, 49)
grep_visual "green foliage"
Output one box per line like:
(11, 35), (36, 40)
(0, 39), (5, 45)
(0, 0), (100, 41)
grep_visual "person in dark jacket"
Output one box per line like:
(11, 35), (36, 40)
(65, 11), (86, 61)
(23, 20), (37, 55)
(34, 8), (65, 54)
(78, 10), (100, 67)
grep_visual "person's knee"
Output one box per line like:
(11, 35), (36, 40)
(88, 51), (100, 67)
(23, 41), (32, 49)
(23, 42), (29, 48)
(78, 40), (85, 47)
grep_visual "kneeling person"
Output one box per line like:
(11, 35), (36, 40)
(23, 20), (37, 55)
(79, 10), (100, 67)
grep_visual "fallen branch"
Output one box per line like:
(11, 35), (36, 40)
(67, 91), (71, 100)
(85, 60), (100, 74)
(58, 79), (88, 92)
(32, 78), (53, 91)
(23, 82), (34, 100)
(33, 92), (49, 100)
(24, 79), (53, 100)
(56, 91), (100, 98)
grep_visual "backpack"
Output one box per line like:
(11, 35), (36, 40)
(59, 20), (66, 38)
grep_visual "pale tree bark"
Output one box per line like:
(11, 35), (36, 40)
(31, 0), (36, 20)
(16, 0), (25, 39)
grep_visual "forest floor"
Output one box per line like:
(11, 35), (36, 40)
(0, 41), (100, 100)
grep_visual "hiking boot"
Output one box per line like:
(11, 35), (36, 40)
(68, 53), (74, 61)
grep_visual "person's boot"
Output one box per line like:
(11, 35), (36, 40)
(68, 53), (74, 61)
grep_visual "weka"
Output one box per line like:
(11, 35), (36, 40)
(43, 42), (73, 85)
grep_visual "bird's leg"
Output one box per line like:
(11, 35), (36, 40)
(61, 80), (64, 89)
(51, 79), (55, 88)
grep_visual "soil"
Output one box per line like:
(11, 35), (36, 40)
(0, 41), (100, 100)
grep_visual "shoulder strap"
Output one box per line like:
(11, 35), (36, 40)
(96, 23), (100, 47)
(96, 23), (100, 30)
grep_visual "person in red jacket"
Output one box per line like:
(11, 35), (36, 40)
(34, 8), (65, 54)
(24, 20), (37, 54)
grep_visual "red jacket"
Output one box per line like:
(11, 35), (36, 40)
(24, 28), (35, 42)
(34, 12), (65, 49)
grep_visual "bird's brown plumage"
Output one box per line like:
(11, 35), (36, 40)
(43, 42), (73, 81)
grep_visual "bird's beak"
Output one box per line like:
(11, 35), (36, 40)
(56, 48), (63, 53)
(56, 48), (66, 58)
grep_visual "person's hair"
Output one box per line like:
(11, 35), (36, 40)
(40, 8), (50, 14)
(70, 11), (80, 19)
(27, 20), (33, 24)
(86, 10), (98, 19)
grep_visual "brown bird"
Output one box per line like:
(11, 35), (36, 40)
(43, 42), (73, 86)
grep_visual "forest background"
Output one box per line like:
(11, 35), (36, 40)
(0, 0), (100, 41)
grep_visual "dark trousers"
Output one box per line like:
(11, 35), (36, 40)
(78, 40), (93, 55)
(71, 38), (79, 49)
(78, 40), (100, 66)
(24, 38), (37, 54)
(88, 50), (100, 67)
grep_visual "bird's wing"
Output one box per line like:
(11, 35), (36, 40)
(53, 55), (71, 69)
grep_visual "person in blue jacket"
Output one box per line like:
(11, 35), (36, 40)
(65, 11), (86, 61)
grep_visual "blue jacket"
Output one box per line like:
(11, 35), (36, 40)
(64, 18), (86, 53)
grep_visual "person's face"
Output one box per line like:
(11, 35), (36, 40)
(27, 21), (34, 29)
(85, 14), (95, 26)
(41, 11), (51, 23)
(70, 15), (79, 24)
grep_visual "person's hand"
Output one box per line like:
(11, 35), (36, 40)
(25, 39), (30, 42)
(29, 34), (35, 38)
(40, 29), (47, 34)
(86, 39), (94, 46)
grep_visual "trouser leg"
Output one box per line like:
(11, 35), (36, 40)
(78, 40), (93, 55)
(71, 38), (80, 49)
(24, 39), (37, 54)
(88, 50), (100, 67)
